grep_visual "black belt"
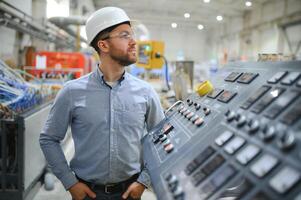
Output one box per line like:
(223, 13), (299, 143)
(77, 174), (139, 194)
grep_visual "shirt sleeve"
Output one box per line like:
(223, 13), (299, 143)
(39, 84), (78, 190)
(145, 85), (165, 132)
(137, 85), (165, 188)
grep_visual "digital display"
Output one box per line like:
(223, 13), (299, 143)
(280, 98), (301, 125)
(217, 90), (237, 103)
(138, 44), (151, 64)
(251, 87), (285, 113)
(224, 72), (242, 82)
(237, 73), (259, 84)
(207, 88), (224, 99)
(240, 85), (271, 109)
(264, 91), (299, 119)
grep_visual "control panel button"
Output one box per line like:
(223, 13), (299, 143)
(218, 176), (253, 199)
(190, 115), (199, 122)
(217, 90), (237, 103)
(215, 131), (234, 146)
(194, 117), (204, 126)
(224, 136), (246, 155)
(237, 73), (259, 84)
(280, 98), (301, 125)
(264, 91), (299, 119)
(281, 72), (301, 85)
(203, 107), (211, 116)
(186, 112), (194, 119)
(277, 131), (296, 150)
(260, 125), (276, 141)
(162, 139), (171, 147)
(247, 119), (260, 133)
(224, 72), (243, 82)
(179, 107), (187, 114)
(225, 110), (236, 122)
(251, 87), (285, 113)
(162, 123), (174, 135)
(199, 165), (236, 199)
(269, 166), (301, 194)
(207, 88), (224, 99)
(236, 144), (260, 165)
(185, 146), (215, 176)
(267, 71), (288, 84)
(192, 154), (225, 186)
(236, 114), (247, 127)
(164, 143), (174, 153)
(240, 85), (271, 110)
(194, 103), (201, 110)
(250, 154), (278, 178)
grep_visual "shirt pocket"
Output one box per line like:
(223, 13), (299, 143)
(116, 102), (146, 128)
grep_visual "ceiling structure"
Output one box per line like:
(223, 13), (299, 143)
(92, 0), (273, 30)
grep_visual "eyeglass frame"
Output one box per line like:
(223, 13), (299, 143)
(101, 31), (136, 41)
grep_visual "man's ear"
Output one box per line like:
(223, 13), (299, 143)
(98, 40), (109, 53)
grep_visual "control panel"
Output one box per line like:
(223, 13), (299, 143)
(142, 61), (301, 200)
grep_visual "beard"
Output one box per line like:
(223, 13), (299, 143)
(110, 51), (137, 66)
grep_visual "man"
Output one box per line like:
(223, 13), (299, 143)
(40, 7), (165, 200)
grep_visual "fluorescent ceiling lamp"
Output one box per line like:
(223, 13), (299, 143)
(197, 24), (204, 30)
(204, 0), (210, 3)
(184, 13), (190, 18)
(245, 1), (252, 7)
(46, 0), (69, 18)
(171, 23), (177, 28)
(216, 15), (223, 21)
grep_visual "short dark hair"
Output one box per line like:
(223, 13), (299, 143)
(90, 21), (130, 54)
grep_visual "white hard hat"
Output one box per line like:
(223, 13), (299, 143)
(85, 7), (130, 44)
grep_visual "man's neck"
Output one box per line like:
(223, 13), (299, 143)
(99, 60), (125, 82)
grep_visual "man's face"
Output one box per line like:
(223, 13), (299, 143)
(106, 24), (137, 66)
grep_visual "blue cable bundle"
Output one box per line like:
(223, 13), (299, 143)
(0, 60), (43, 115)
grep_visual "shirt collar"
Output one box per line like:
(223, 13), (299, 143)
(95, 64), (127, 86)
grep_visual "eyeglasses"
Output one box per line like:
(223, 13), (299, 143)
(102, 31), (136, 40)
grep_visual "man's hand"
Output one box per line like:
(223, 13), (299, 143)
(122, 181), (146, 199)
(69, 182), (96, 200)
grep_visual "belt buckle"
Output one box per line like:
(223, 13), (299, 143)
(104, 184), (115, 194)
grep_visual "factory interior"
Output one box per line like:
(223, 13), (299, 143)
(1, 0), (301, 200)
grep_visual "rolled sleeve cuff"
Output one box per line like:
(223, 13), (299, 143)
(60, 172), (78, 190)
(137, 170), (151, 188)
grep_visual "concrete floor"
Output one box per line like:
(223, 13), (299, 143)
(33, 174), (157, 200)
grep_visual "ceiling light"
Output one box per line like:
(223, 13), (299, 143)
(197, 24), (204, 30)
(184, 13), (190, 18)
(245, 1), (252, 7)
(203, 0), (210, 3)
(216, 15), (223, 21)
(171, 23), (177, 28)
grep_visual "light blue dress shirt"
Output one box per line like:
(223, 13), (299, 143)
(40, 67), (165, 189)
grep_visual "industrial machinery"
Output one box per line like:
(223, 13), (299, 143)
(142, 61), (301, 200)
(136, 40), (165, 70)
